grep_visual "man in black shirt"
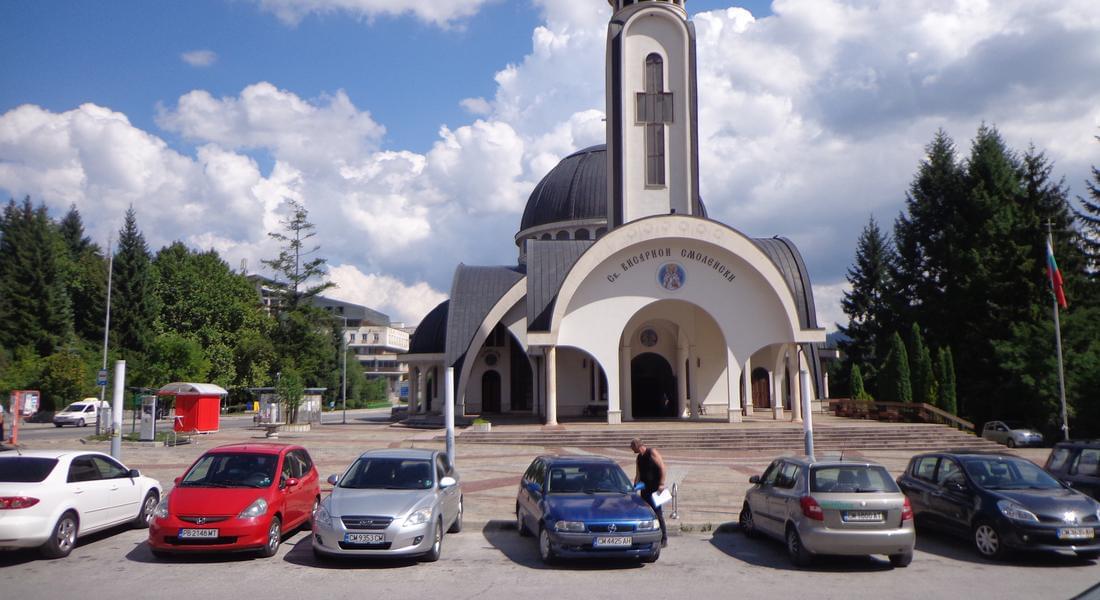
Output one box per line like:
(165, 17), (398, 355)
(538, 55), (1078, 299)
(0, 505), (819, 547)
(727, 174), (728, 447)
(631, 438), (668, 547)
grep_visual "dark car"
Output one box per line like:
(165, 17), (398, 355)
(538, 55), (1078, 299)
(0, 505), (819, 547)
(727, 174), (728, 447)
(515, 456), (662, 564)
(1045, 441), (1100, 501)
(897, 451), (1100, 560)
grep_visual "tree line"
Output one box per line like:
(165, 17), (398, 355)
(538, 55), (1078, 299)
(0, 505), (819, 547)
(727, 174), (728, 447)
(837, 126), (1100, 437)
(0, 199), (388, 413)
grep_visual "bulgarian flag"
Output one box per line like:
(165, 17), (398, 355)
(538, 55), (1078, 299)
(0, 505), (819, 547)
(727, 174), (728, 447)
(1046, 237), (1068, 309)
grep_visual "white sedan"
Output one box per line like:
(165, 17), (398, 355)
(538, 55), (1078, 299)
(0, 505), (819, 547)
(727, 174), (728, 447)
(0, 450), (161, 558)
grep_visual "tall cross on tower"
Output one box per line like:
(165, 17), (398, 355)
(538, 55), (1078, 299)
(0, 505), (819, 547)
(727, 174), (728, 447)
(636, 53), (674, 186)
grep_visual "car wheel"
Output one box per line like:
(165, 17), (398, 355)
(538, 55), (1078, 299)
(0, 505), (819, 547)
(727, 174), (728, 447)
(448, 497), (463, 533)
(78, 419), (86, 427)
(1006, 439), (1016, 448)
(538, 526), (556, 564)
(972, 520), (1008, 560)
(739, 502), (759, 539)
(889, 551), (913, 567)
(641, 545), (660, 563)
(40, 512), (79, 559)
(258, 517), (281, 558)
(1075, 550), (1100, 561)
(421, 519), (443, 562)
(133, 491), (159, 528)
(786, 526), (813, 567)
(516, 505), (531, 537)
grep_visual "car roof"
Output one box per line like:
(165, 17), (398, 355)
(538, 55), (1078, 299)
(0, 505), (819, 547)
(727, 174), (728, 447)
(913, 450), (1022, 460)
(538, 455), (617, 465)
(206, 442), (297, 455)
(0, 450), (105, 460)
(773, 456), (885, 469)
(358, 448), (437, 460)
(1054, 440), (1100, 449)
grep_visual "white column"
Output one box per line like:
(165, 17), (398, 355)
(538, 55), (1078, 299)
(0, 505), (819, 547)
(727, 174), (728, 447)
(444, 367), (455, 466)
(801, 365), (814, 457)
(676, 343), (688, 418)
(409, 367), (420, 415)
(621, 344), (633, 422)
(790, 349), (803, 423)
(606, 352), (622, 425)
(727, 351), (742, 423)
(770, 369), (783, 420)
(546, 346), (558, 426)
(741, 356), (753, 417)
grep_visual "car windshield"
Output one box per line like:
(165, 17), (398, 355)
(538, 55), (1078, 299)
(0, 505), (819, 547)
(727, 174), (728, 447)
(62, 404), (87, 413)
(810, 465), (900, 493)
(0, 457), (58, 482)
(963, 457), (1062, 490)
(545, 464), (633, 494)
(339, 458), (434, 490)
(179, 452), (277, 488)
(1001, 421), (1028, 430)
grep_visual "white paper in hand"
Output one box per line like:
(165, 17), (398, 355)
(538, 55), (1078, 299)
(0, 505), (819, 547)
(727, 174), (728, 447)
(652, 488), (672, 507)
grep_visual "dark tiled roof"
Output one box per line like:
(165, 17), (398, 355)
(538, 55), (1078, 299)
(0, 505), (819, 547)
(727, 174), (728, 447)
(408, 300), (449, 354)
(520, 144), (706, 232)
(444, 265), (526, 366)
(526, 239), (595, 332)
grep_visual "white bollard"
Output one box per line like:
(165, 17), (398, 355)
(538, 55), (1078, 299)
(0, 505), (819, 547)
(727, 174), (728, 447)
(110, 360), (125, 459)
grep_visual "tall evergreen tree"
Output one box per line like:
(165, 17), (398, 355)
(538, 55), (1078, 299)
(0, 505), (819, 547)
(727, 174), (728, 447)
(111, 207), (159, 381)
(261, 199), (334, 312)
(1074, 136), (1100, 275)
(0, 198), (74, 355)
(838, 216), (894, 390)
(850, 364), (872, 401)
(936, 347), (957, 415)
(908, 323), (937, 406)
(878, 332), (912, 403)
(57, 205), (107, 342)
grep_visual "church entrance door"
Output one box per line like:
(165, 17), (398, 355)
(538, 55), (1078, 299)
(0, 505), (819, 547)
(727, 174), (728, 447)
(631, 353), (677, 418)
(481, 371), (501, 413)
(751, 368), (770, 409)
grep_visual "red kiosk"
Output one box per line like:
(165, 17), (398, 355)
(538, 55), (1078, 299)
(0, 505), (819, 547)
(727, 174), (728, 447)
(158, 382), (227, 434)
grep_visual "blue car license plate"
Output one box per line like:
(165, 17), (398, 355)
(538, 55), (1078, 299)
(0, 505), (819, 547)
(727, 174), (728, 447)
(593, 536), (631, 547)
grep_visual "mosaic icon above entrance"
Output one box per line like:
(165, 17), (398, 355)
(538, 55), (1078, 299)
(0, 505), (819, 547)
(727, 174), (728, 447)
(658, 263), (685, 291)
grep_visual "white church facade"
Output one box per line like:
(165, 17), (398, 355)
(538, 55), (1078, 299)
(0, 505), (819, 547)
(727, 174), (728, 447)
(401, 0), (827, 425)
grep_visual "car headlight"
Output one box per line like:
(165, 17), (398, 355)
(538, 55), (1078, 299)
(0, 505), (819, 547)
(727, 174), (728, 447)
(153, 497), (170, 519)
(997, 499), (1039, 523)
(636, 519), (659, 532)
(238, 498), (268, 519)
(314, 503), (332, 528)
(403, 507), (433, 527)
(553, 520), (586, 533)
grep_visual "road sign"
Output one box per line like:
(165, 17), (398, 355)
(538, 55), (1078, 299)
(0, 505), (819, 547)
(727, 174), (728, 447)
(97, 369), (108, 386)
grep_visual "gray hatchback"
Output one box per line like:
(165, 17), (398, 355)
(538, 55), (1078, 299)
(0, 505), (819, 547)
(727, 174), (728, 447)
(740, 456), (916, 567)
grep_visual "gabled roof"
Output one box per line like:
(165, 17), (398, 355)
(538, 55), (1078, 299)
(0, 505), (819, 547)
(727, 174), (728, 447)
(526, 239), (595, 332)
(444, 265), (526, 366)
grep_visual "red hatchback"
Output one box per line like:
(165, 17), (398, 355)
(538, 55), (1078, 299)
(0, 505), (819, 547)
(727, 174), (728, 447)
(148, 443), (320, 558)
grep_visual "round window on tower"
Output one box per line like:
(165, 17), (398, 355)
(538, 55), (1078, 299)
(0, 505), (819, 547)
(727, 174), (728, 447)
(485, 353), (499, 366)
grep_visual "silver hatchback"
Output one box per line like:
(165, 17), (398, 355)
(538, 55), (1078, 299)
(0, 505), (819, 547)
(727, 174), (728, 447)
(739, 456), (916, 567)
(312, 449), (462, 562)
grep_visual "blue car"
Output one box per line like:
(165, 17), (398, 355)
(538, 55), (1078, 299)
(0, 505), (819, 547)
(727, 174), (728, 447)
(515, 455), (662, 564)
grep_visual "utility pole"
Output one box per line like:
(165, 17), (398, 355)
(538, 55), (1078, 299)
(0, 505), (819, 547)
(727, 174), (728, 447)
(97, 233), (113, 436)
(341, 316), (348, 425)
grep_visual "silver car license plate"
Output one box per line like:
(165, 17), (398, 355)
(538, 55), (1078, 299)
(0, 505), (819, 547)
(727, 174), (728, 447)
(178, 528), (219, 538)
(344, 533), (385, 544)
(842, 510), (885, 522)
(593, 536), (632, 547)
(1057, 527), (1095, 540)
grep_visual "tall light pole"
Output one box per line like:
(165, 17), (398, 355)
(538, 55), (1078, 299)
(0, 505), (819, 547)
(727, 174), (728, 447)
(341, 315), (348, 425)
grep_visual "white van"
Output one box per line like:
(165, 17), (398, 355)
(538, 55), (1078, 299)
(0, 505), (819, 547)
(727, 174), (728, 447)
(52, 399), (109, 428)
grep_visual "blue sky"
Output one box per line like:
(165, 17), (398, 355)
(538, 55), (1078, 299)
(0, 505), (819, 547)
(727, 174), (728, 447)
(1, 1), (1097, 327)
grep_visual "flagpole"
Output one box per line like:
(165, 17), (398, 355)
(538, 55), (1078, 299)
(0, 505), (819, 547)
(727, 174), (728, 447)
(1047, 223), (1070, 441)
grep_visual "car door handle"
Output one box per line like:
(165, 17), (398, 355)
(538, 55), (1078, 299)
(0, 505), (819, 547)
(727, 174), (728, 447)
(73, 489), (85, 494)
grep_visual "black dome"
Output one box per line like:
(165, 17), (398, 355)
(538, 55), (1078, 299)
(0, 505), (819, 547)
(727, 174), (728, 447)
(408, 300), (448, 355)
(520, 145), (607, 232)
(519, 144), (706, 233)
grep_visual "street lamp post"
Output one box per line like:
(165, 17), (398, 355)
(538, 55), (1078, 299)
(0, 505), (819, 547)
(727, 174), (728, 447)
(341, 316), (348, 425)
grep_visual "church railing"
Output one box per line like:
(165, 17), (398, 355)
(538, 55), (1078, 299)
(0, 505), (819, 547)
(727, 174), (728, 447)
(827, 398), (974, 433)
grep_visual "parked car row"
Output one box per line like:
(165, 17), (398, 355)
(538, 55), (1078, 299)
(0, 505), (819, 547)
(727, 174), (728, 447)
(2, 441), (1099, 568)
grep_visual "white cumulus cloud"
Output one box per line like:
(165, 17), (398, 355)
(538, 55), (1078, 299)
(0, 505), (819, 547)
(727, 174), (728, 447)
(180, 49), (217, 67)
(253, 0), (498, 27)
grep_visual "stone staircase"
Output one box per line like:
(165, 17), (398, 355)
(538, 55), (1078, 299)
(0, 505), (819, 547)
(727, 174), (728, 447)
(454, 423), (1005, 452)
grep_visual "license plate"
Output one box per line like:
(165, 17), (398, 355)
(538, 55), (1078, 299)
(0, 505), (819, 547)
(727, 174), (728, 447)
(178, 528), (219, 538)
(842, 511), (885, 522)
(344, 533), (385, 544)
(1057, 527), (1095, 540)
(593, 536), (632, 547)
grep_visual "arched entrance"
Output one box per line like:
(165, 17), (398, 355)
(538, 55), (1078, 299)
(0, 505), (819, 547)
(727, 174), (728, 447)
(751, 368), (770, 409)
(481, 371), (502, 413)
(631, 353), (677, 418)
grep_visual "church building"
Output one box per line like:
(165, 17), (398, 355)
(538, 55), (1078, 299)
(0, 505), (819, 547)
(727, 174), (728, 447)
(402, 0), (827, 425)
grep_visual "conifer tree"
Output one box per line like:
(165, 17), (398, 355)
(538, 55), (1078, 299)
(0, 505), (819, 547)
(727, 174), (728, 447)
(936, 347), (957, 415)
(838, 216), (894, 390)
(57, 205), (107, 342)
(1074, 136), (1100, 275)
(850, 364), (872, 402)
(111, 207), (159, 380)
(908, 324), (937, 406)
(262, 199), (334, 312)
(878, 332), (912, 403)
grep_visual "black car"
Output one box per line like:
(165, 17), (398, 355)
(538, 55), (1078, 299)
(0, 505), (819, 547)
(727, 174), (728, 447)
(897, 451), (1100, 560)
(1045, 441), (1100, 501)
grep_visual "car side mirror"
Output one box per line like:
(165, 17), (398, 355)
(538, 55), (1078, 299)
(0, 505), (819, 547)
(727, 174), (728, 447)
(326, 474), (340, 486)
(128, 468), (141, 479)
(749, 475), (761, 485)
(525, 481), (543, 496)
(439, 476), (457, 488)
(174, 476), (182, 486)
(284, 477), (299, 488)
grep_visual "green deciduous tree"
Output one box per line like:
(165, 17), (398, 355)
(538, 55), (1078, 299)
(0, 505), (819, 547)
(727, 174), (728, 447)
(39, 349), (93, 412)
(276, 368), (305, 425)
(144, 332), (210, 385)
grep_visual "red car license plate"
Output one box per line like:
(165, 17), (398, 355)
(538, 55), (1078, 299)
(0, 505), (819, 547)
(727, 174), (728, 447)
(178, 528), (219, 538)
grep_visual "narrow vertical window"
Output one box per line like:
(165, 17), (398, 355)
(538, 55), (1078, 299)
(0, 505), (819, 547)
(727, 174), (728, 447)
(636, 53), (672, 186)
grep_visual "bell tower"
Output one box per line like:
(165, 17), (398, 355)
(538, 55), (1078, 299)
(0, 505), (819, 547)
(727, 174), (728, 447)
(606, 0), (700, 228)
